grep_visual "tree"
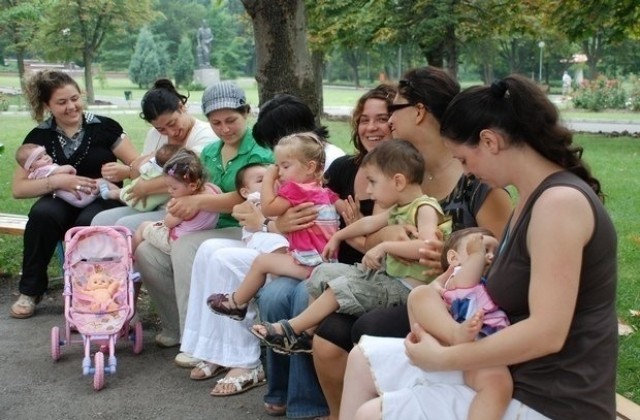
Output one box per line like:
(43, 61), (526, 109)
(173, 36), (195, 88)
(545, 0), (640, 78)
(241, 0), (320, 121)
(0, 0), (49, 90)
(129, 27), (164, 88)
(149, 0), (207, 59)
(39, 0), (153, 103)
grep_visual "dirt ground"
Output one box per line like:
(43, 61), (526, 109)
(0, 276), (276, 420)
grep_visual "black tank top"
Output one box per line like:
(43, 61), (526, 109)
(487, 171), (617, 419)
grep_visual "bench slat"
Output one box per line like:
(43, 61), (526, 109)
(0, 213), (28, 235)
(617, 393), (640, 420)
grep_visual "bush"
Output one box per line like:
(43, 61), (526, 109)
(0, 94), (8, 112)
(626, 75), (640, 111)
(572, 76), (627, 111)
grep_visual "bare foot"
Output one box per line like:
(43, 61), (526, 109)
(251, 321), (284, 338)
(452, 310), (484, 344)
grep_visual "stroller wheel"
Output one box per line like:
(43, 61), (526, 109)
(51, 327), (61, 361)
(133, 321), (143, 354)
(93, 352), (105, 391)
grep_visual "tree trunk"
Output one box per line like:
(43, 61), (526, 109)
(311, 50), (324, 117)
(241, 0), (321, 123)
(16, 49), (26, 92)
(83, 49), (95, 104)
(443, 24), (457, 80)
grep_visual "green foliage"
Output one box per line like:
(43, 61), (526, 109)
(628, 79), (640, 112)
(173, 36), (195, 89)
(572, 76), (627, 111)
(128, 27), (164, 89)
(0, 93), (8, 111)
(209, 1), (254, 79)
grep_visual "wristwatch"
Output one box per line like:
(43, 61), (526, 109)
(261, 218), (269, 232)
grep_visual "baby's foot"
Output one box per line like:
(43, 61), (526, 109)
(452, 310), (484, 345)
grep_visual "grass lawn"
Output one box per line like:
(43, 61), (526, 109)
(1, 85), (639, 403)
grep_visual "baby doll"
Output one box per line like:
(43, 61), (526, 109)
(78, 271), (121, 313)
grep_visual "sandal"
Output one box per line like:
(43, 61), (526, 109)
(210, 365), (266, 397)
(264, 402), (286, 416)
(9, 294), (41, 319)
(207, 292), (248, 321)
(190, 361), (229, 381)
(251, 320), (313, 355)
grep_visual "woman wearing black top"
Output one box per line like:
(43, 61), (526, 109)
(10, 70), (137, 319)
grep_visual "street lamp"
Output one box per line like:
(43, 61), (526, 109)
(61, 28), (71, 69)
(538, 41), (545, 82)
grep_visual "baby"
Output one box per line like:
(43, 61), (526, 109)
(100, 143), (181, 211)
(235, 162), (289, 254)
(16, 143), (112, 207)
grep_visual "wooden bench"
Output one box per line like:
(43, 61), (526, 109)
(0, 212), (64, 270)
(617, 393), (640, 420)
(0, 213), (28, 235)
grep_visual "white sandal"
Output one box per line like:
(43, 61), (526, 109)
(210, 365), (266, 396)
(190, 361), (228, 381)
(9, 294), (39, 319)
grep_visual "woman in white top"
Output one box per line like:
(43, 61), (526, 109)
(92, 79), (217, 230)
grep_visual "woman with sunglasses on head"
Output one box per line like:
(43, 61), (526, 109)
(341, 74), (616, 420)
(92, 79), (217, 230)
(311, 66), (512, 419)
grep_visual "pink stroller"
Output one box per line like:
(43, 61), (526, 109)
(50, 226), (143, 391)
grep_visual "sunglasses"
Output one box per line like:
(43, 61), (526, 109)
(388, 103), (414, 114)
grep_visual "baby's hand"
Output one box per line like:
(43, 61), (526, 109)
(466, 233), (486, 256)
(322, 238), (340, 261)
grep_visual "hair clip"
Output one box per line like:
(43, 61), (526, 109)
(490, 80), (508, 98)
(167, 164), (177, 177)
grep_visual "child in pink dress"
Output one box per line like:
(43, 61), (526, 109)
(207, 132), (341, 320)
(407, 227), (511, 420)
(134, 149), (221, 254)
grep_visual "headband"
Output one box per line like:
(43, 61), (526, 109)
(24, 146), (46, 171)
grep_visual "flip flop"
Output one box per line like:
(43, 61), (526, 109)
(190, 361), (229, 381)
(210, 365), (266, 397)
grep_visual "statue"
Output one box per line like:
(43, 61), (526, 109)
(196, 20), (213, 68)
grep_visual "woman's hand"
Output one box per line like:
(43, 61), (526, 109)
(51, 174), (96, 199)
(232, 200), (264, 232)
(337, 195), (362, 226)
(274, 202), (318, 234)
(167, 195), (200, 220)
(123, 178), (151, 207)
(418, 231), (445, 277)
(101, 162), (130, 182)
(404, 322), (447, 371)
(362, 243), (386, 270)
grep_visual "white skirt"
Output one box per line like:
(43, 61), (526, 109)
(358, 336), (550, 420)
(180, 238), (262, 369)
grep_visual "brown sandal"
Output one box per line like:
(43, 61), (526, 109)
(207, 292), (248, 321)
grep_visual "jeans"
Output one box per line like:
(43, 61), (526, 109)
(257, 277), (328, 418)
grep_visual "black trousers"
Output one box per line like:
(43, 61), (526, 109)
(314, 305), (411, 353)
(20, 195), (122, 296)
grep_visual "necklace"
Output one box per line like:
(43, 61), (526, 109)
(426, 159), (456, 181)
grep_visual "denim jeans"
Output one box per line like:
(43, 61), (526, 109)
(256, 277), (329, 418)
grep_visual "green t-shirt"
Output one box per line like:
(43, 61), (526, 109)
(385, 194), (451, 282)
(200, 129), (274, 228)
